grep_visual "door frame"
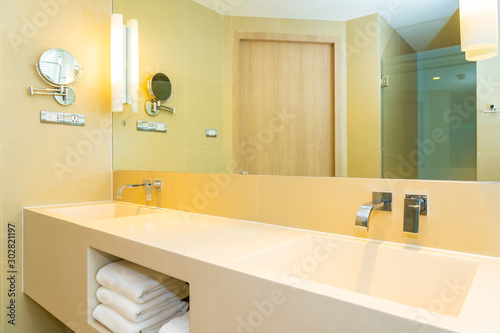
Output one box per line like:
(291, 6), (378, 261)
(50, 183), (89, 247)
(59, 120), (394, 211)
(232, 32), (345, 176)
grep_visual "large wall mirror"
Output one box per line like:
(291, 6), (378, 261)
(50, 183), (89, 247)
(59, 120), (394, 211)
(112, 0), (499, 182)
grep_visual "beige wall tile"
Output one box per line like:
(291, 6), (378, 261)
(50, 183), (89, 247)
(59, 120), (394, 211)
(1, 263), (67, 333)
(1, 1), (111, 330)
(1, 145), (111, 213)
(185, 75), (223, 151)
(346, 14), (380, 86)
(1, 1), (110, 50)
(476, 3), (500, 180)
(221, 82), (233, 154)
(281, 18), (345, 36)
(167, 172), (259, 221)
(477, 152), (500, 182)
(186, 0), (223, 81)
(346, 14), (382, 178)
(115, 170), (500, 258)
(231, 16), (281, 33)
(115, 0), (187, 73)
(186, 150), (224, 173)
(347, 153), (381, 178)
(113, 148), (187, 172)
(346, 84), (381, 154)
(222, 16), (233, 84)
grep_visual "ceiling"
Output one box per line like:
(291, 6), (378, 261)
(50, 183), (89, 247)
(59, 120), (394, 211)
(193, 0), (459, 30)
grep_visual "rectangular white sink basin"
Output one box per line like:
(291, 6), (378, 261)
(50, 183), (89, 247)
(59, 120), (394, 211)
(238, 235), (478, 317)
(45, 202), (162, 222)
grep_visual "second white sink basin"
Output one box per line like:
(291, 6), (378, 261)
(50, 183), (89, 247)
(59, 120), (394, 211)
(45, 202), (162, 222)
(238, 235), (478, 317)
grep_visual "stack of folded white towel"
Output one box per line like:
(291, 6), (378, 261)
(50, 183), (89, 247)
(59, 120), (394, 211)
(159, 311), (189, 333)
(92, 260), (189, 333)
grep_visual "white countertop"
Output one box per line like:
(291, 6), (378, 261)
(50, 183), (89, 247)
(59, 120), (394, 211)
(24, 201), (500, 333)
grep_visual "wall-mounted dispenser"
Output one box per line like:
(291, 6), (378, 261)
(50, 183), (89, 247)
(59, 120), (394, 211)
(145, 73), (176, 116)
(29, 48), (82, 106)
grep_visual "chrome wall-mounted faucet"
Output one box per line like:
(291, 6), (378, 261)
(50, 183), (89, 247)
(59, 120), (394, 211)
(403, 194), (427, 233)
(116, 178), (162, 201)
(355, 192), (392, 231)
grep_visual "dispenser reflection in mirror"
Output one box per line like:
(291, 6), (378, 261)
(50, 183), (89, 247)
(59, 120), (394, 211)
(145, 73), (176, 116)
(111, 13), (139, 113)
(459, 0), (499, 61)
(29, 48), (82, 106)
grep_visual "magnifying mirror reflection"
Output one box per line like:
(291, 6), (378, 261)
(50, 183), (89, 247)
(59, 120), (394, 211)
(148, 73), (172, 102)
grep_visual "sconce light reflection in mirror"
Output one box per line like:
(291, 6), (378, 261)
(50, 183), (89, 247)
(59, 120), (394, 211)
(459, 0), (499, 61)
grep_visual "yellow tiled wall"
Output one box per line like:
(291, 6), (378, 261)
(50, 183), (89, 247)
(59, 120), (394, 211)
(112, 0), (226, 173)
(1, 1), (112, 332)
(346, 14), (382, 178)
(346, 14), (417, 178)
(477, 2), (500, 181)
(114, 170), (500, 259)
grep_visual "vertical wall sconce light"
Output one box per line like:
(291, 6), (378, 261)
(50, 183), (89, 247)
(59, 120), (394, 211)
(111, 13), (139, 112)
(460, 0), (499, 61)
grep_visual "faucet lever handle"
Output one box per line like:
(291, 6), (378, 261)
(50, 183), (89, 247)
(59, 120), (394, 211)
(405, 194), (427, 215)
(404, 194), (428, 234)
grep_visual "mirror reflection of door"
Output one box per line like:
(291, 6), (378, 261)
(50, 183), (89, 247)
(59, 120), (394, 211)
(237, 36), (335, 177)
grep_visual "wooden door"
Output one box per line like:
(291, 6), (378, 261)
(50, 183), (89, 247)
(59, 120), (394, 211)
(237, 37), (335, 176)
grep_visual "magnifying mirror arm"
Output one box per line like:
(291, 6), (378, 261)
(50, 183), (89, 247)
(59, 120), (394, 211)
(153, 100), (176, 114)
(29, 86), (70, 101)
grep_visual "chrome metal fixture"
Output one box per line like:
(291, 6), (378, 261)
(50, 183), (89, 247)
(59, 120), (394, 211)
(29, 48), (82, 106)
(145, 73), (176, 116)
(116, 178), (162, 201)
(485, 104), (500, 113)
(404, 194), (428, 233)
(355, 192), (392, 230)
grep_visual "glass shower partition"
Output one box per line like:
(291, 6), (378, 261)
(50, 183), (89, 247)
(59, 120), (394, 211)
(382, 45), (477, 181)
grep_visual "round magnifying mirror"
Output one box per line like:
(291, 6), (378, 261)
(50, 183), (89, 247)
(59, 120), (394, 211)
(148, 73), (173, 102)
(38, 48), (80, 86)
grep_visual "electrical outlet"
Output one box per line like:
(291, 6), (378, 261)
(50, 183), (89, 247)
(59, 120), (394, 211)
(41, 111), (64, 124)
(137, 121), (167, 133)
(41, 111), (85, 126)
(63, 113), (85, 126)
(205, 128), (217, 137)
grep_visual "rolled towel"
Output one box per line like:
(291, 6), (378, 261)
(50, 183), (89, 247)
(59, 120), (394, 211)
(96, 285), (189, 323)
(159, 312), (189, 333)
(96, 260), (181, 303)
(93, 303), (188, 333)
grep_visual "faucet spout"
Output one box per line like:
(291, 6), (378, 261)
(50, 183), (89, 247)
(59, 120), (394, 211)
(355, 192), (392, 230)
(116, 178), (152, 201)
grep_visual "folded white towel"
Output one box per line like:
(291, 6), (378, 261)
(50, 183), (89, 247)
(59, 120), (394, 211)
(96, 285), (189, 323)
(96, 260), (182, 303)
(93, 303), (188, 333)
(159, 312), (189, 333)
